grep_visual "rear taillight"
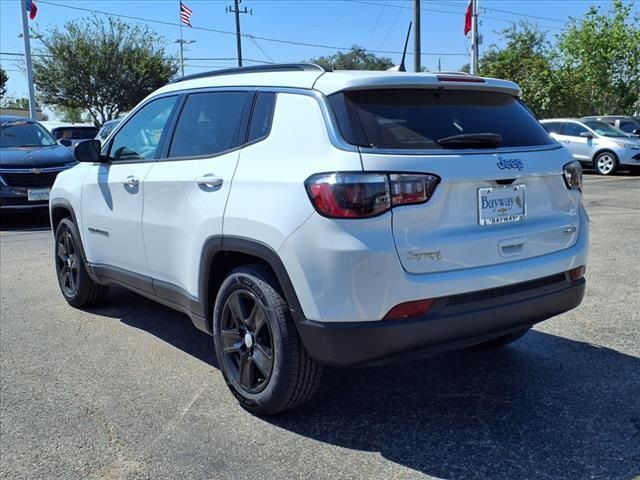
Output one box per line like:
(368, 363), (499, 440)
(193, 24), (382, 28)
(569, 266), (585, 280)
(305, 172), (439, 219)
(563, 161), (582, 190)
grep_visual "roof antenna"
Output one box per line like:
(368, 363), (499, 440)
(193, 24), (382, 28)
(387, 22), (412, 72)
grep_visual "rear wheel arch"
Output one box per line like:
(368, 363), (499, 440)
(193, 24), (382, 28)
(198, 236), (306, 329)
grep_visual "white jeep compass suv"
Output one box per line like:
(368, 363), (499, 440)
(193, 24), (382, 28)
(50, 64), (589, 415)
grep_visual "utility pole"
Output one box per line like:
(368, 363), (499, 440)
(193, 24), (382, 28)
(470, 0), (479, 75)
(20, 2), (37, 119)
(226, 0), (252, 67)
(413, 0), (421, 72)
(175, 39), (196, 77)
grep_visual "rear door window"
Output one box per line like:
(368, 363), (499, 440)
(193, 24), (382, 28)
(248, 92), (276, 143)
(329, 89), (555, 150)
(167, 91), (252, 159)
(542, 122), (561, 134)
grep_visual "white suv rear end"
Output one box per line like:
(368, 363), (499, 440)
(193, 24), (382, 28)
(50, 65), (589, 414)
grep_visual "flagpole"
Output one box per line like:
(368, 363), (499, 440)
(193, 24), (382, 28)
(179, 1), (184, 76)
(20, 0), (37, 118)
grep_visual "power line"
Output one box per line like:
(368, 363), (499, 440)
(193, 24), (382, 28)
(36, 0), (467, 57)
(0, 51), (273, 64)
(347, 0), (567, 25)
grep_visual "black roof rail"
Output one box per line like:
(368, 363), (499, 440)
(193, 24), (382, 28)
(170, 63), (330, 84)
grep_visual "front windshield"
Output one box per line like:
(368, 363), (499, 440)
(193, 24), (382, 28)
(583, 120), (628, 138)
(0, 121), (58, 148)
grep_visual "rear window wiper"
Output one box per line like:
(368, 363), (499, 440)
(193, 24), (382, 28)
(436, 133), (503, 149)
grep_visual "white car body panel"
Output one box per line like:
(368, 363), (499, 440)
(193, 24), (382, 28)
(142, 150), (240, 294)
(81, 163), (153, 274)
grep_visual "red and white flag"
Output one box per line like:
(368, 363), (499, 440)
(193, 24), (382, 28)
(180, 1), (193, 27)
(25, 0), (38, 20)
(464, 0), (472, 36)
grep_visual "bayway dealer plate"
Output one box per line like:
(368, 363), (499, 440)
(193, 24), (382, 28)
(478, 185), (526, 226)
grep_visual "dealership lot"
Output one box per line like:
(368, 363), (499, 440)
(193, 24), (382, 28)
(1, 174), (639, 480)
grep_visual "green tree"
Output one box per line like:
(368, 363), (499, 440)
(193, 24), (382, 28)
(310, 46), (394, 71)
(1, 97), (30, 110)
(52, 105), (86, 124)
(0, 67), (7, 99)
(555, 0), (640, 116)
(33, 18), (178, 125)
(478, 22), (563, 117)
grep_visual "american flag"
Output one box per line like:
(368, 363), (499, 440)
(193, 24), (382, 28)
(180, 1), (193, 27)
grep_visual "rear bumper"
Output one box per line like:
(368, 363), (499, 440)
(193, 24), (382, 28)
(296, 274), (585, 366)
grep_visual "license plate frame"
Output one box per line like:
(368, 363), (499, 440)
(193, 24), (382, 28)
(27, 188), (50, 202)
(478, 184), (526, 226)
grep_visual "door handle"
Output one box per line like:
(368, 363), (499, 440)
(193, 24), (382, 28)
(123, 175), (139, 187)
(195, 175), (224, 188)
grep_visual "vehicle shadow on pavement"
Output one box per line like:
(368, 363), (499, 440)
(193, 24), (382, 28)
(88, 286), (219, 368)
(0, 210), (51, 232)
(272, 332), (640, 480)
(92, 287), (639, 480)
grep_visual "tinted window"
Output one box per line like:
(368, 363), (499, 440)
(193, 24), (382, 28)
(248, 92), (276, 143)
(619, 121), (639, 133)
(168, 91), (252, 158)
(543, 122), (561, 134)
(564, 122), (588, 137)
(99, 121), (120, 140)
(0, 121), (57, 148)
(109, 96), (177, 162)
(582, 120), (627, 138)
(52, 127), (98, 140)
(329, 89), (554, 150)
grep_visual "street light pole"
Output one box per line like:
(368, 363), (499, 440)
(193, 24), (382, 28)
(20, 1), (37, 119)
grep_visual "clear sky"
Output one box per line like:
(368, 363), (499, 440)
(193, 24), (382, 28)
(1, 0), (637, 104)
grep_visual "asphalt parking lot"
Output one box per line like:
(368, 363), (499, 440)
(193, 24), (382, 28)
(1, 173), (639, 480)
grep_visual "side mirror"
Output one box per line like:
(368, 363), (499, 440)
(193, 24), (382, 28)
(58, 138), (72, 147)
(632, 128), (640, 135)
(74, 139), (107, 163)
(579, 131), (593, 139)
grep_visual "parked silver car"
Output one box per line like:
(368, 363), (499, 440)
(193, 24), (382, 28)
(541, 118), (640, 175)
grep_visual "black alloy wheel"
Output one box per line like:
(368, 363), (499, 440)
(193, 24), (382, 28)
(221, 290), (274, 394)
(56, 228), (80, 297)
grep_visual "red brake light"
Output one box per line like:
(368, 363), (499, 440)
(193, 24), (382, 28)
(305, 172), (439, 219)
(436, 75), (485, 83)
(383, 299), (434, 320)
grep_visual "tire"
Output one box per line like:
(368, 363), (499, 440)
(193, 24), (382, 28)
(54, 218), (109, 307)
(213, 265), (322, 415)
(473, 327), (530, 349)
(593, 151), (618, 176)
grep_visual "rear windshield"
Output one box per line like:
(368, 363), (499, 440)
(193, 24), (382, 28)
(52, 127), (99, 140)
(329, 89), (555, 150)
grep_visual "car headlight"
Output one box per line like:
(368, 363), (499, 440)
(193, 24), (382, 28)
(614, 142), (640, 150)
(563, 161), (582, 190)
